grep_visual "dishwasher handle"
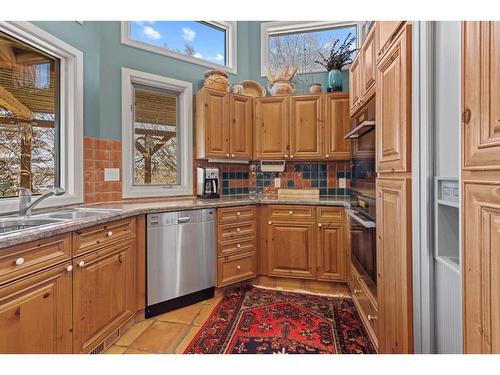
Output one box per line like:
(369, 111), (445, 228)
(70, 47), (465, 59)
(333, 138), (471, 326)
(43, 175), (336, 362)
(177, 217), (192, 224)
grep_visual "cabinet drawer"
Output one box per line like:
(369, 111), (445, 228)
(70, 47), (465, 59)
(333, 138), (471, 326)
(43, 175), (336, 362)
(0, 234), (71, 285)
(268, 205), (315, 221)
(317, 207), (345, 222)
(350, 267), (378, 349)
(217, 251), (256, 287)
(217, 206), (256, 224)
(218, 237), (256, 257)
(218, 220), (256, 241)
(72, 218), (135, 256)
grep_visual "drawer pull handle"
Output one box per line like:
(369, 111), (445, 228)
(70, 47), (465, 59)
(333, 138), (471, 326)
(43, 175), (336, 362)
(107, 231), (113, 237)
(226, 153), (230, 158)
(78, 261), (85, 268)
(268, 221), (272, 225)
(290, 155), (294, 159)
(15, 257), (25, 266)
(236, 265), (241, 270)
(325, 154), (330, 158)
(354, 289), (362, 294)
(224, 256), (229, 261)
(288, 211), (293, 215)
(236, 228), (240, 232)
(236, 212), (240, 216)
(66, 265), (73, 272)
(368, 314), (377, 322)
(231, 154), (235, 158)
(237, 244), (241, 248)
(318, 223), (322, 228)
(118, 254), (123, 264)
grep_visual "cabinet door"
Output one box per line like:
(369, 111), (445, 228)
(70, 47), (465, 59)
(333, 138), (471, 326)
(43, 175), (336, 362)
(0, 263), (73, 353)
(267, 221), (316, 279)
(361, 26), (376, 101)
(462, 22), (500, 171)
(376, 177), (413, 354)
(289, 94), (323, 159)
(198, 89), (230, 159)
(349, 55), (362, 115)
(375, 21), (404, 60)
(463, 183), (500, 353)
(229, 93), (253, 160)
(254, 96), (289, 159)
(324, 93), (350, 160)
(376, 23), (412, 173)
(73, 241), (135, 353)
(317, 222), (346, 281)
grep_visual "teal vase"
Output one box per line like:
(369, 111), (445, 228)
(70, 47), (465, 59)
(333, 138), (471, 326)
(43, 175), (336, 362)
(327, 69), (343, 92)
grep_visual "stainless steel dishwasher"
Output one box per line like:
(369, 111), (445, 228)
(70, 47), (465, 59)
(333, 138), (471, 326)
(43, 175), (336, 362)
(146, 209), (215, 318)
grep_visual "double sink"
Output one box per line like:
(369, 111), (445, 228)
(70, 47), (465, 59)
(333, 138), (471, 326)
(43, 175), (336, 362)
(0, 207), (122, 235)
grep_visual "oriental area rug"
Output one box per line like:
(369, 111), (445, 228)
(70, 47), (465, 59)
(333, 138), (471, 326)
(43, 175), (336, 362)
(184, 285), (375, 354)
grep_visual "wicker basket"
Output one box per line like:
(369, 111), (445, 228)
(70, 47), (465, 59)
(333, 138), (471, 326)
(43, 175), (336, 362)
(238, 80), (267, 97)
(203, 70), (230, 92)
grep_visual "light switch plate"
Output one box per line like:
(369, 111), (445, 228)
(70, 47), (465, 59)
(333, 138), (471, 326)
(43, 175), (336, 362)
(104, 168), (120, 182)
(339, 178), (346, 189)
(274, 178), (281, 188)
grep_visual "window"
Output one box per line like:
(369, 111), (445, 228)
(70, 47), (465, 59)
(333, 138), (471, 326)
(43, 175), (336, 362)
(122, 68), (192, 198)
(121, 21), (237, 74)
(261, 21), (361, 75)
(0, 22), (83, 213)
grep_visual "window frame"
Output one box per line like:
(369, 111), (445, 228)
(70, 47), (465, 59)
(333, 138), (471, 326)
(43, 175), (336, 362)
(260, 21), (364, 76)
(121, 21), (238, 74)
(121, 67), (193, 199)
(0, 21), (83, 214)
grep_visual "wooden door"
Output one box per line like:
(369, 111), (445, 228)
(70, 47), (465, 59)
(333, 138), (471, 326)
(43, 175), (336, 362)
(0, 263), (73, 353)
(289, 94), (323, 160)
(196, 88), (230, 159)
(349, 55), (362, 115)
(376, 23), (412, 173)
(462, 183), (500, 353)
(267, 220), (316, 279)
(73, 241), (135, 353)
(317, 222), (346, 281)
(376, 177), (413, 354)
(254, 96), (289, 159)
(229, 93), (253, 160)
(324, 93), (350, 160)
(375, 21), (404, 60)
(361, 26), (376, 101)
(462, 22), (500, 171)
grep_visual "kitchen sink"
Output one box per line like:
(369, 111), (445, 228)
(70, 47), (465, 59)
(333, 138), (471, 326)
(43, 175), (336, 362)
(0, 217), (67, 235)
(34, 207), (123, 220)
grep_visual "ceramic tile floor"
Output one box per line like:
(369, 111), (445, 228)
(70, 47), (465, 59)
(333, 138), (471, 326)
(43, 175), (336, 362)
(104, 295), (222, 354)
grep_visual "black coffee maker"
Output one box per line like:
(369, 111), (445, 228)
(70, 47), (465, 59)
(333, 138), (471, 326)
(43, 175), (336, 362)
(196, 167), (220, 198)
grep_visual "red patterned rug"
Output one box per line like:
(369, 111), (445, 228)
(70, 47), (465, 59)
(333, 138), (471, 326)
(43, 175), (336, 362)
(184, 285), (375, 354)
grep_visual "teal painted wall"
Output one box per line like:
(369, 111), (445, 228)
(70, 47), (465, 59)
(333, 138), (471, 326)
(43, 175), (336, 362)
(31, 21), (349, 141)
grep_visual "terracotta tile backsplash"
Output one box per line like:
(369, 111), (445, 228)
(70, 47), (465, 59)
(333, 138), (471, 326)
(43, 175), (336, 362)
(84, 136), (122, 203)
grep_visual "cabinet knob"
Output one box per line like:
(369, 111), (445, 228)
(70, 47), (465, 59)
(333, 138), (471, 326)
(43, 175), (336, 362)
(236, 265), (241, 270)
(354, 288), (362, 294)
(106, 231), (113, 237)
(318, 223), (322, 227)
(462, 108), (472, 124)
(325, 154), (330, 158)
(237, 244), (241, 248)
(78, 261), (85, 268)
(231, 154), (235, 158)
(268, 220), (272, 225)
(66, 265), (73, 272)
(288, 210), (293, 215)
(226, 154), (230, 158)
(15, 257), (25, 266)
(290, 155), (294, 159)
(368, 314), (377, 322)
(236, 227), (241, 232)
(236, 212), (240, 216)
(284, 154), (288, 158)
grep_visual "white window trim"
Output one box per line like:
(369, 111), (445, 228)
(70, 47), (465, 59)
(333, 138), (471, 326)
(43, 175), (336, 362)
(260, 21), (364, 77)
(0, 21), (83, 214)
(121, 67), (193, 199)
(121, 21), (238, 74)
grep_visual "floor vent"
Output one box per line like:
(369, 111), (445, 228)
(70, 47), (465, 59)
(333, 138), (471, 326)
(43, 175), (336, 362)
(89, 343), (105, 355)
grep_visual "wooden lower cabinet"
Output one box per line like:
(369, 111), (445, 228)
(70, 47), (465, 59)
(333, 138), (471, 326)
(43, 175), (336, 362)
(72, 240), (135, 353)
(267, 220), (316, 279)
(0, 263), (73, 353)
(217, 252), (256, 287)
(316, 222), (346, 281)
(376, 177), (413, 354)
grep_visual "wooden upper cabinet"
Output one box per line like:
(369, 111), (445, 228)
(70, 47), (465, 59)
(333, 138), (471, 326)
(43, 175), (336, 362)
(289, 94), (323, 159)
(0, 263), (73, 353)
(463, 183), (500, 353)
(462, 21), (500, 171)
(267, 220), (316, 279)
(316, 222), (346, 281)
(375, 21), (404, 60)
(361, 26), (377, 101)
(324, 93), (350, 160)
(229, 94), (253, 160)
(376, 177), (413, 354)
(376, 23), (412, 173)
(349, 54), (362, 115)
(254, 96), (289, 159)
(73, 240), (135, 353)
(195, 88), (230, 159)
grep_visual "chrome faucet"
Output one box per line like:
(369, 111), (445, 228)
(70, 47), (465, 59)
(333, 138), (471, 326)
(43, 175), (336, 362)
(17, 187), (66, 216)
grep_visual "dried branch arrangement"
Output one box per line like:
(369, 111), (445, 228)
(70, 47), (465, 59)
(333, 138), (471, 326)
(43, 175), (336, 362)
(315, 33), (357, 71)
(266, 65), (299, 83)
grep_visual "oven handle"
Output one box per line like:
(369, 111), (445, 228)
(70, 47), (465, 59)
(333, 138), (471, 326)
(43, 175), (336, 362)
(347, 209), (376, 229)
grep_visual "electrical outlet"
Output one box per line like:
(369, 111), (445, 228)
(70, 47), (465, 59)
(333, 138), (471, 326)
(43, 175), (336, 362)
(104, 168), (120, 182)
(339, 178), (346, 188)
(274, 178), (281, 188)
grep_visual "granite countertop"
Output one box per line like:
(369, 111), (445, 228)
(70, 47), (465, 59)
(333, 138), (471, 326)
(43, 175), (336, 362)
(0, 195), (352, 250)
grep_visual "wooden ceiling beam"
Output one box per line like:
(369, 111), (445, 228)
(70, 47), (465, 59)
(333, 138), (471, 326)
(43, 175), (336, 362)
(0, 83), (33, 121)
